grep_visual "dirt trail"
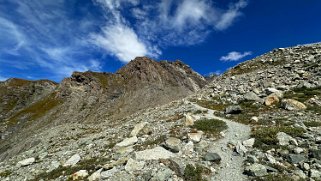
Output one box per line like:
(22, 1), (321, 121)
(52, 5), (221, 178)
(192, 103), (251, 181)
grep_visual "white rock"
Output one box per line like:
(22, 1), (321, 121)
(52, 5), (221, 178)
(293, 147), (304, 154)
(251, 116), (259, 122)
(130, 122), (148, 137)
(135, 147), (175, 160)
(17, 157), (35, 167)
(101, 168), (118, 179)
(188, 131), (203, 143)
(88, 168), (102, 181)
(72, 170), (89, 180)
(265, 154), (277, 164)
(243, 138), (255, 148)
(64, 154), (81, 167)
(115, 136), (138, 147)
(277, 132), (294, 146)
(182, 141), (194, 156)
(236, 142), (248, 156)
(125, 158), (145, 172)
(185, 114), (195, 126)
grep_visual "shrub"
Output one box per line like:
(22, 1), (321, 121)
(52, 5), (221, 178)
(192, 119), (227, 136)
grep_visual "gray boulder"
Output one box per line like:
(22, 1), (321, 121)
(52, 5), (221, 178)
(204, 152), (221, 163)
(225, 105), (242, 114)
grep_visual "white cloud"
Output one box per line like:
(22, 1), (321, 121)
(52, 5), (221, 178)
(220, 51), (252, 61)
(90, 24), (149, 63)
(90, 0), (248, 62)
(173, 0), (210, 30)
(215, 0), (249, 30)
(0, 0), (102, 81)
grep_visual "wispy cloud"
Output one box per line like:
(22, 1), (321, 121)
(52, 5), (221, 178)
(220, 51), (252, 61)
(0, 0), (103, 81)
(90, 24), (149, 63)
(0, 0), (249, 81)
(92, 0), (249, 59)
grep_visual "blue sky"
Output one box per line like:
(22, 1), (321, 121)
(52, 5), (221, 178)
(0, 0), (321, 82)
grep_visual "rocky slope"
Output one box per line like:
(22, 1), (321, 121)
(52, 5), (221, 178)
(0, 57), (206, 161)
(0, 43), (321, 181)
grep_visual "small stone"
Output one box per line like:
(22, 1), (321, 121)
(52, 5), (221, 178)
(125, 158), (145, 172)
(250, 116), (259, 122)
(64, 154), (81, 167)
(225, 105), (242, 114)
(72, 170), (89, 180)
(188, 131), (203, 143)
(130, 122), (148, 137)
(287, 154), (306, 164)
(309, 149), (321, 159)
(164, 137), (181, 153)
(115, 136), (138, 147)
(246, 155), (258, 163)
(88, 168), (102, 181)
(153, 167), (173, 181)
(310, 169), (321, 179)
(243, 92), (261, 102)
(302, 163), (310, 171)
(293, 170), (306, 179)
(135, 147), (175, 160)
(204, 152), (221, 163)
(277, 132), (295, 146)
(293, 147), (304, 154)
(316, 136), (321, 144)
(235, 141), (248, 156)
(244, 163), (268, 177)
(100, 168), (118, 179)
(243, 138), (255, 148)
(101, 168), (117, 179)
(17, 157), (35, 167)
(185, 114), (195, 126)
(281, 99), (307, 111)
(265, 154), (277, 164)
(264, 95), (279, 106)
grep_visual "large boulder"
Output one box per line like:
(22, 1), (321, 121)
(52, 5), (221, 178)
(277, 132), (297, 146)
(203, 152), (221, 163)
(17, 157), (35, 167)
(130, 122), (148, 137)
(264, 95), (280, 106)
(135, 147), (175, 160)
(281, 99), (307, 111)
(64, 154), (81, 167)
(225, 105), (242, 114)
(115, 136), (138, 147)
(243, 92), (262, 102)
(244, 163), (268, 177)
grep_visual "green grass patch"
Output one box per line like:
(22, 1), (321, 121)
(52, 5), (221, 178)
(183, 164), (208, 181)
(30, 157), (110, 181)
(192, 119), (227, 136)
(304, 121), (321, 127)
(134, 135), (166, 151)
(229, 100), (279, 125)
(7, 92), (63, 126)
(196, 100), (228, 111)
(252, 126), (306, 150)
(284, 86), (321, 103)
(0, 170), (12, 177)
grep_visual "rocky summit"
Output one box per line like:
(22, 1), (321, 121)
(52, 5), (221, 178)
(0, 43), (321, 181)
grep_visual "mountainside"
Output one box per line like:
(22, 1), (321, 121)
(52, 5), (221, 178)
(0, 43), (321, 181)
(0, 57), (206, 161)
